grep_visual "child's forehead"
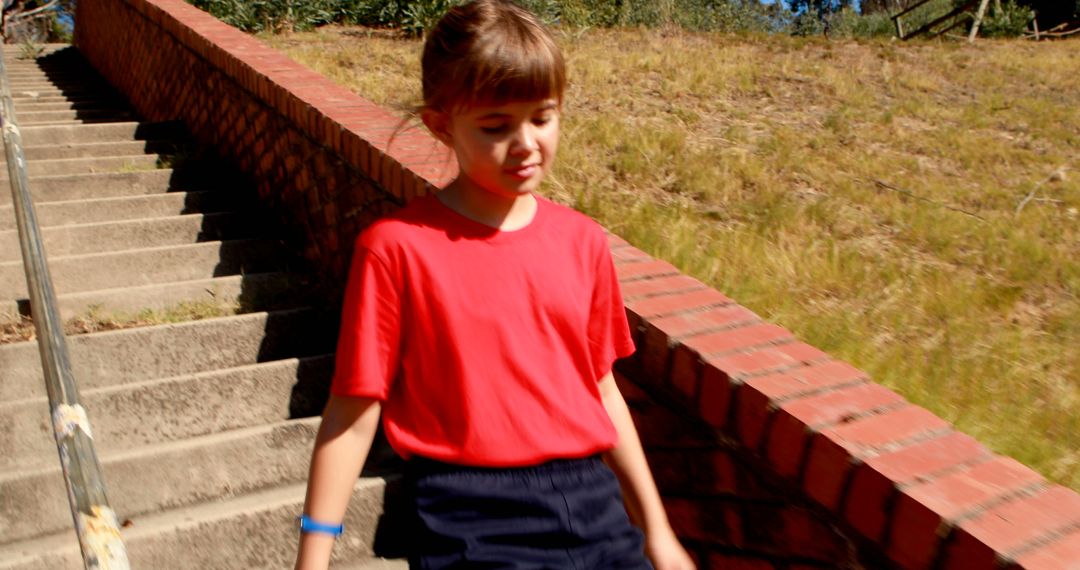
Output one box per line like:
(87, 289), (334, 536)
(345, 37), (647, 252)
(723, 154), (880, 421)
(457, 98), (560, 117)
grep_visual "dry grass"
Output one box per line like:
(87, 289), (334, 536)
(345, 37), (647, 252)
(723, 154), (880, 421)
(268, 28), (1080, 489)
(0, 301), (238, 344)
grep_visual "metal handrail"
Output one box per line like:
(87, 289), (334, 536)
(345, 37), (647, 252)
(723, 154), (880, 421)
(0, 50), (130, 569)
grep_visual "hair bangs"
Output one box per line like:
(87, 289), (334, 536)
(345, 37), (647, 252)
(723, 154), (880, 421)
(422, 0), (565, 113)
(463, 36), (565, 108)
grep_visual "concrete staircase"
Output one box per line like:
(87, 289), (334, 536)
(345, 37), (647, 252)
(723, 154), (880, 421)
(0, 45), (405, 569)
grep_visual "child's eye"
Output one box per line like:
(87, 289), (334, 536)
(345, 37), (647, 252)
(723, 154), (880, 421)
(479, 123), (508, 134)
(532, 116), (552, 126)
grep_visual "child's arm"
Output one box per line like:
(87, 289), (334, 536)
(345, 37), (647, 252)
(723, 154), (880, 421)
(599, 372), (696, 570)
(294, 395), (382, 570)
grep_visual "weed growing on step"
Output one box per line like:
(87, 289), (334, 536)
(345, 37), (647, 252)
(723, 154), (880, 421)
(0, 301), (240, 345)
(271, 27), (1080, 490)
(16, 39), (43, 60)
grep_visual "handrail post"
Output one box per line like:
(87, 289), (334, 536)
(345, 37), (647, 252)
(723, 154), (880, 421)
(0, 49), (130, 570)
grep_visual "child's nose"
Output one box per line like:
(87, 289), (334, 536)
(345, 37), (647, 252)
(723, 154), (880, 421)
(509, 124), (538, 154)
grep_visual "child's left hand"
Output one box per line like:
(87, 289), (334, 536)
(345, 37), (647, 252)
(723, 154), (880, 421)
(645, 529), (696, 570)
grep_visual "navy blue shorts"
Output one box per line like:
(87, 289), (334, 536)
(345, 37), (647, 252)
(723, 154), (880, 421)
(405, 455), (653, 569)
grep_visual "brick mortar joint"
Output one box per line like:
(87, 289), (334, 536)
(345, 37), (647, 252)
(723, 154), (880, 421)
(1002, 519), (1080, 564)
(721, 353), (834, 385)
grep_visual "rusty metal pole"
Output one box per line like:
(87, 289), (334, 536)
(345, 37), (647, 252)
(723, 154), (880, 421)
(0, 50), (130, 570)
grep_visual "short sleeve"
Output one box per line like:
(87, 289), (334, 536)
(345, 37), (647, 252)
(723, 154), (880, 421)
(330, 239), (402, 400)
(586, 235), (636, 381)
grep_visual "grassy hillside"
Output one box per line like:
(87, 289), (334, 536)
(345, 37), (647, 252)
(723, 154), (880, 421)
(267, 28), (1080, 489)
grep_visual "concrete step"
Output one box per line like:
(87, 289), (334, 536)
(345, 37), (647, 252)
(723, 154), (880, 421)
(3, 72), (90, 82)
(15, 109), (135, 125)
(0, 417), (321, 544)
(0, 271), (311, 325)
(1, 154), (160, 178)
(0, 478), (391, 570)
(0, 191), (222, 231)
(18, 121), (184, 146)
(17, 139), (175, 161)
(0, 308), (335, 402)
(12, 101), (127, 112)
(7, 95), (97, 105)
(0, 169), (177, 205)
(7, 76), (108, 86)
(0, 354), (334, 472)
(0, 212), (257, 261)
(0, 239), (284, 299)
(8, 87), (99, 98)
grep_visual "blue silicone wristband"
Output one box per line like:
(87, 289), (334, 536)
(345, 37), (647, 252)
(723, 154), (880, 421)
(298, 514), (344, 537)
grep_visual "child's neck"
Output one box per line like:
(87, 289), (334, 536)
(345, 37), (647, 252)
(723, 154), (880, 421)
(437, 179), (537, 232)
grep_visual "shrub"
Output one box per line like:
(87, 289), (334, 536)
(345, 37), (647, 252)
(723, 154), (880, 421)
(827, 7), (896, 38)
(188, 0), (337, 32)
(980, 0), (1035, 37)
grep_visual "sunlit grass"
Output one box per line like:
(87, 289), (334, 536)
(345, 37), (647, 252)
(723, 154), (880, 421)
(268, 27), (1080, 489)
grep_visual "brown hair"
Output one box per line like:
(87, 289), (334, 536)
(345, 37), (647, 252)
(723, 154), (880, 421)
(421, 0), (566, 112)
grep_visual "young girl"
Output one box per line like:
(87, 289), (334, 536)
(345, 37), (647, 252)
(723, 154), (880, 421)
(294, 1), (694, 568)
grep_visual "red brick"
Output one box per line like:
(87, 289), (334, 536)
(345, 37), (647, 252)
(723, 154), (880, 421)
(680, 322), (794, 358)
(699, 364), (736, 430)
(845, 432), (988, 543)
(652, 304), (757, 338)
(888, 457), (1045, 570)
(690, 450), (744, 496)
(615, 259), (680, 281)
(646, 449), (691, 492)
(629, 396), (712, 448)
(944, 486), (1080, 569)
(733, 383), (777, 452)
(605, 232), (630, 248)
(743, 361), (868, 402)
(766, 382), (904, 480)
(621, 274), (706, 301)
(743, 507), (851, 561)
(664, 497), (744, 546)
(803, 406), (951, 510)
(734, 364), (875, 454)
(1012, 526), (1080, 569)
(627, 288), (729, 320)
(707, 345), (815, 383)
(704, 554), (775, 570)
(670, 326), (791, 391)
(610, 245), (653, 264)
(651, 309), (757, 392)
(613, 372), (648, 402)
(776, 381), (903, 428)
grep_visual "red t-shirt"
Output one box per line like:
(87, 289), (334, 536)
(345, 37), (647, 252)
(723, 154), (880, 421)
(330, 194), (635, 467)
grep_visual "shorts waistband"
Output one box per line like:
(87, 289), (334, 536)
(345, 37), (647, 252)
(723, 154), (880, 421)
(405, 454), (604, 478)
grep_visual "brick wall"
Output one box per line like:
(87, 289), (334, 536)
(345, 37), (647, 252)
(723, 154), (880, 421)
(74, 0), (456, 282)
(74, 1), (1080, 568)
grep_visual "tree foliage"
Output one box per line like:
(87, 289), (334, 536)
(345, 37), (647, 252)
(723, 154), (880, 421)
(184, 0), (1074, 39)
(2, 0), (75, 43)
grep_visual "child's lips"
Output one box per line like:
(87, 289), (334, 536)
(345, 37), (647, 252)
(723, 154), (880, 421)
(506, 164), (539, 179)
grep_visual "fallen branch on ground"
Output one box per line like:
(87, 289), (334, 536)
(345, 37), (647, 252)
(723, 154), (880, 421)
(870, 179), (986, 221)
(1016, 164), (1070, 215)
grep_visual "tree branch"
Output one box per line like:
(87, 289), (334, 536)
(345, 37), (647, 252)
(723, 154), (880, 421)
(7, 0), (59, 23)
(870, 179), (986, 221)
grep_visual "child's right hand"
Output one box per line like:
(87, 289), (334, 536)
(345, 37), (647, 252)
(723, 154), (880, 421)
(645, 529), (697, 570)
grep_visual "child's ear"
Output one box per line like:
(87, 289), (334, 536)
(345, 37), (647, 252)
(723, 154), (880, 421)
(421, 108), (453, 147)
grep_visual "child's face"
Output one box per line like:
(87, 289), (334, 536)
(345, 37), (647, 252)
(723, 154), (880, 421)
(433, 98), (560, 199)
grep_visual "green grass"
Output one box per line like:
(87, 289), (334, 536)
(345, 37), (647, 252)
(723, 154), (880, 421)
(267, 28), (1080, 489)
